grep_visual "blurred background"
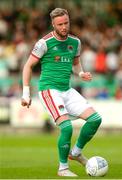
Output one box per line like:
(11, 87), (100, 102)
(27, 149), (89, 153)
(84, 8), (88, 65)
(0, 0), (122, 130)
(0, 0), (122, 179)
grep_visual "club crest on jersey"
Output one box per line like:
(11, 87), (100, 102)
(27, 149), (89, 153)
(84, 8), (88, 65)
(68, 45), (73, 52)
(55, 56), (60, 62)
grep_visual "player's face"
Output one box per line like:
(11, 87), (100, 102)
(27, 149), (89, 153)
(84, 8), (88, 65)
(52, 14), (70, 39)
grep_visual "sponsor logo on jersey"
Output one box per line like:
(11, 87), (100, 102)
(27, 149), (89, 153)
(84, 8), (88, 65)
(55, 56), (71, 62)
(61, 56), (71, 62)
(55, 56), (60, 62)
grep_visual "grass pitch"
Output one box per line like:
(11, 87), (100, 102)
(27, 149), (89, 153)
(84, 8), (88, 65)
(0, 130), (122, 179)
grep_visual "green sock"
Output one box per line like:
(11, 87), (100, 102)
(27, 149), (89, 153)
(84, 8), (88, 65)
(58, 120), (73, 163)
(76, 112), (102, 149)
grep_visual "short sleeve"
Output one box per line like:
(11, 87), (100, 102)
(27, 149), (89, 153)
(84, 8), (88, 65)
(31, 39), (47, 58)
(75, 39), (81, 57)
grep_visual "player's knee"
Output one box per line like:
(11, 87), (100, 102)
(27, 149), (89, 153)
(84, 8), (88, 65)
(87, 112), (102, 128)
(95, 114), (102, 126)
(59, 120), (73, 139)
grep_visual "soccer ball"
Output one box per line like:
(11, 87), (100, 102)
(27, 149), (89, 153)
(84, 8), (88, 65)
(85, 156), (108, 177)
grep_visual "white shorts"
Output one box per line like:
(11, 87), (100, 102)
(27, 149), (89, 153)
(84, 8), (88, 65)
(39, 88), (92, 121)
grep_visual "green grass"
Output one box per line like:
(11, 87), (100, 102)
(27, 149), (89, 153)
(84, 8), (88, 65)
(0, 131), (122, 179)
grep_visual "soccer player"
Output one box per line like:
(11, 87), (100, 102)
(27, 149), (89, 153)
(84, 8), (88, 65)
(21, 8), (102, 177)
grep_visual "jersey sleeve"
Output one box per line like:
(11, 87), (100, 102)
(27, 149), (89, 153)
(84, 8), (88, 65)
(75, 39), (81, 57)
(31, 39), (47, 58)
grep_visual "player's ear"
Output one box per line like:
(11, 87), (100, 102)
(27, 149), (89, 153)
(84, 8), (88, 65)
(51, 20), (54, 27)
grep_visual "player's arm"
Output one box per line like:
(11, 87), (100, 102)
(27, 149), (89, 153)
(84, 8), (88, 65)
(21, 55), (39, 108)
(21, 38), (47, 108)
(73, 56), (92, 81)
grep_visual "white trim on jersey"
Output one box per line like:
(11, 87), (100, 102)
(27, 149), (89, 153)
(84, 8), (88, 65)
(44, 32), (54, 41)
(76, 39), (81, 57)
(31, 39), (47, 59)
(52, 31), (68, 42)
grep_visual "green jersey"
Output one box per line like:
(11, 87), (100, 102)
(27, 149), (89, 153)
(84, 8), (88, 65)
(31, 32), (81, 91)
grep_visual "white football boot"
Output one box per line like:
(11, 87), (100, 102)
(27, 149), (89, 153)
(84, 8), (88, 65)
(58, 168), (78, 177)
(69, 151), (88, 166)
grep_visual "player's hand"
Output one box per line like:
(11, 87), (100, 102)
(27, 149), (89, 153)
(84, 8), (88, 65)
(80, 72), (92, 81)
(21, 98), (31, 108)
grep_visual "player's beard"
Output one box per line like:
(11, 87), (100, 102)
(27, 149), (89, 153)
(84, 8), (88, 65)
(54, 28), (69, 39)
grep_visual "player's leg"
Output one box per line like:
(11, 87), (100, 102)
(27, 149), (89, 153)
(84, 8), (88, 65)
(64, 88), (102, 165)
(56, 115), (77, 177)
(74, 107), (101, 151)
(39, 90), (77, 176)
(70, 107), (102, 165)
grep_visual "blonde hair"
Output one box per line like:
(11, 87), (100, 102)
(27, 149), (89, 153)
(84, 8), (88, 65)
(50, 8), (69, 20)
